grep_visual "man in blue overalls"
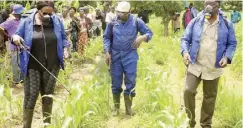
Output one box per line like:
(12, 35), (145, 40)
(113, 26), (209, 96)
(103, 1), (153, 116)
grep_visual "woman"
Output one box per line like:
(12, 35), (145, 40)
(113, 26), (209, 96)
(12, 1), (69, 127)
(69, 7), (79, 52)
(92, 8), (102, 37)
(1, 4), (25, 86)
(77, 7), (92, 55)
(172, 12), (180, 33)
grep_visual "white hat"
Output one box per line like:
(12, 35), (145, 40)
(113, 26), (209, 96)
(116, 1), (130, 12)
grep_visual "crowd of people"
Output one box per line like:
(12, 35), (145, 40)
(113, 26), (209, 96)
(0, 0), (240, 128)
(172, 2), (241, 33)
(0, 3), (117, 56)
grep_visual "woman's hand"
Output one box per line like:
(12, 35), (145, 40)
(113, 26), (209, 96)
(12, 35), (23, 46)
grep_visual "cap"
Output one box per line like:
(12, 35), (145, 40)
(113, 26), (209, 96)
(13, 4), (25, 14)
(116, 1), (130, 12)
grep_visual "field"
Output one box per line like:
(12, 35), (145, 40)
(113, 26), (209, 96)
(0, 15), (242, 128)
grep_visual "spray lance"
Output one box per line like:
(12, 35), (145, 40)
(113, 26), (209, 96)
(17, 37), (72, 95)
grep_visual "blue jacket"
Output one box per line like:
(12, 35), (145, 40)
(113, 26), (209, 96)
(103, 14), (153, 65)
(181, 10), (237, 68)
(190, 7), (198, 18)
(15, 12), (69, 76)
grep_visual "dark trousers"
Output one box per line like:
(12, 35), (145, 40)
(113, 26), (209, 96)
(23, 65), (60, 109)
(71, 32), (78, 52)
(184, 72), (219, 128)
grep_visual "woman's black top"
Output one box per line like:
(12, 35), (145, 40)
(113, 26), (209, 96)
(28, 19), (60, 71)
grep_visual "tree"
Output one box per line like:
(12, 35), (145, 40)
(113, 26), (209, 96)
(191, 1), (204, 12)
(221, 1), (242, 11)
(130, 1), (184, 36)
(78, 1), (97, 8)
(186, 1), (243, 12)
(154, 1), (184, 36)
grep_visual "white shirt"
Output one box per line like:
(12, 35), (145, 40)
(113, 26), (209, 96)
(86, 14), (93, 21)
(105, 12), (116, 23)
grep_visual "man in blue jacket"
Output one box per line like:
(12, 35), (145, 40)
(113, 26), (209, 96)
(103, 1), (152, 116)
(181, 0), (237, 127)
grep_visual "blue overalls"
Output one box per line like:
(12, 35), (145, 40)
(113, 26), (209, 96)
(103, 14), (153, 97)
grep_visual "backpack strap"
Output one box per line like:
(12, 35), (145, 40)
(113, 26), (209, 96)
(109, 22), (114, 42)
(110, 18), (139, 48)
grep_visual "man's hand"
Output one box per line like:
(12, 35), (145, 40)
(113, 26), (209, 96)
(219, 57), (228, 68)
(12, 35), (23, 46)
(106, 52), (111, 66)
(132, 35), (147, 49)
(183, 52), (191, 66)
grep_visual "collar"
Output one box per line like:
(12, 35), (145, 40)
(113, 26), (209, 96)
(124, 14), (133, 23)
(197, 9), (224, 26)
(204, 14), (219, 25)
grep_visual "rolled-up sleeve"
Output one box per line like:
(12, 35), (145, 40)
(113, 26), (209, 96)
(137, 18), (153, 42)
(103, 23), (112, 52)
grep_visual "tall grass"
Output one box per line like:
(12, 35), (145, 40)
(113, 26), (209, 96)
(0, 55), (23, 127)
(213, 18), (242, 128)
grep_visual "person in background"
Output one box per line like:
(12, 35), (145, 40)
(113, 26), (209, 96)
(103, 1), (153, 116)
(0, 4), (14, 24)
(189, 3), (198, 18)
(69, 7), (79, 52)
(92, 8), (102, 37)
(137, 8), (152, 24)
(181, 0), (237, 127)
(83, 6), (93, 39)
(231, 8), (241, 28)
(60, 6), (71, 34)
(0, 19), (5, 55)
(0, 4), (14, 55)
(54, 7), (58, 14)
(0, 4), (25, 86)
(182, 6), (194, 29)
(105, 6), (116, 24)
(60, 6), (72, 57)
(12, 1), (69, 127)
(77, 7), (92, 55)
(101, 5), (108, 33)
(172, 12), (180, 33)
(84, 6), (93, 20)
